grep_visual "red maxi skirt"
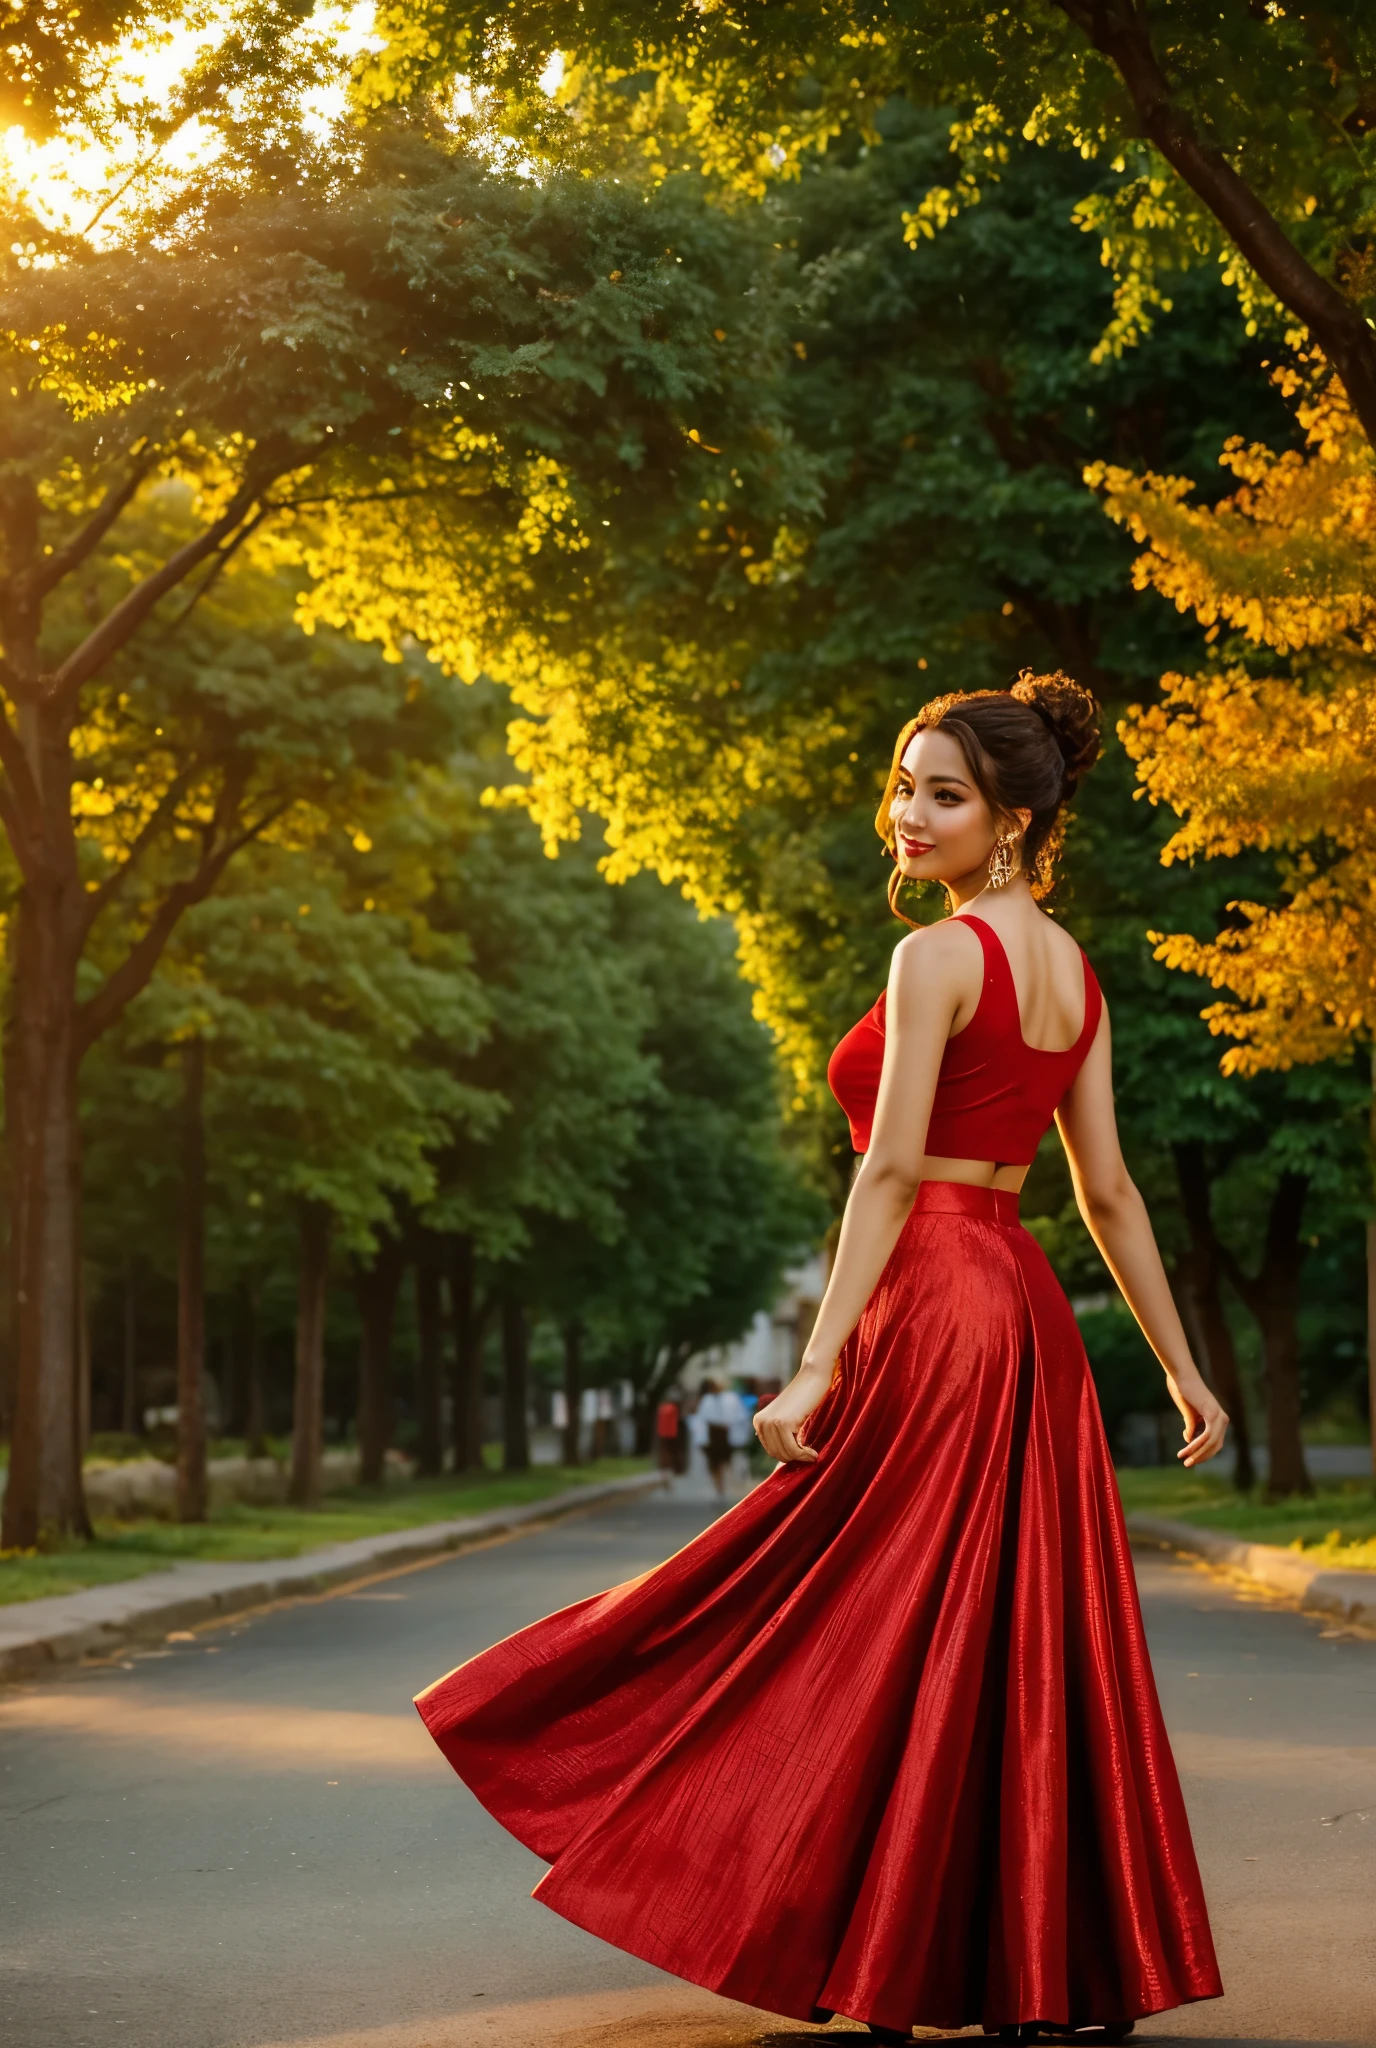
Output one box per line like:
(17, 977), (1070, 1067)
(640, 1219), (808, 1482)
(416, 1182), (1222, 2034)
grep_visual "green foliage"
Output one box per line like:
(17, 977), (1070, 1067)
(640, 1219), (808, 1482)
(363, 0), (1376, 358)
(1114, 1465), (1376, 1554)
(1077, 1299), (1173, 1446)
(76, 668), (816, 1430)
(499, 120), (1293, 1124)
(514, 876), (824, 1381)
(75, 555), (496, 1269)
(410, 683), (820, 1380)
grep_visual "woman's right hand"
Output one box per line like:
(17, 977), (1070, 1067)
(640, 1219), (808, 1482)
(1167, 1370), (1229, 1468)
(753, 1360), (834, 1465)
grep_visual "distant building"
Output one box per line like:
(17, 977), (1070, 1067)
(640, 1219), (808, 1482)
(682, 1254), (827, 1395)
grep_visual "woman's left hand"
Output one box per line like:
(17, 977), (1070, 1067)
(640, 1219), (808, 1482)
(1167, 1371), (1229, 1468)
(753, 1360), (834, 1465)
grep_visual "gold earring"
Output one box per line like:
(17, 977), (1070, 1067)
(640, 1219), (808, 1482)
(988, 829), (1019, 889)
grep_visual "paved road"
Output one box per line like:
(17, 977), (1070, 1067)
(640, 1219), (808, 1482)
(2, 1484), (1374, 2048)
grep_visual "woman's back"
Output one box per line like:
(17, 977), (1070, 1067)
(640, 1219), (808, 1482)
(828, 911), (1101, 1166)
(970, 903), (1088, 1053)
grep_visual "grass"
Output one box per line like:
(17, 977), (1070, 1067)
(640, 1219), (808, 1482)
(1116, 1464), (1376, 1569)
(0, 1457), (650, 1607)
(8, 1447), (1374, 1610)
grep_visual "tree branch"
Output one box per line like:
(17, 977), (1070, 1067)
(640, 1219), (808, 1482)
(160, 507), (272, 638)
(33, 459), (154, 602)
(47, 476), (268, 713)
(74, 791), (290, 1057)
(1058, 0), (1376, 446)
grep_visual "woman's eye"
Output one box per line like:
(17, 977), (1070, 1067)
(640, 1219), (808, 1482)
(934, 788), (960, 804)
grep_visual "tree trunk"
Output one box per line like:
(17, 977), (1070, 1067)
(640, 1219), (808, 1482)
(501, 1295), (529, 1473)
(75, 1259), (91, 1469)
(176, 1038), (208, 1523)
(1172, 1141), (1254, 1491)
(562, 1321), (583, 1467)
(1072, 0), (1376, 454)
(2, 870), (87, 1547)
(354, 1237), (404, 1488)
(220, 1328), (240, 1441)
(1258, 1294), (1310, 1500)
(447, 1234), (486, 1474)
(414, 1239), (444, 1479)
(241, 1274), (266, 1460)
(0, 472), (284, 1540)
(121, 1258), (139, 1437)
(288, 1201), (331, 1508)
(0, 1137), (11, 1445)
(1223, 1171), (1312, 1501)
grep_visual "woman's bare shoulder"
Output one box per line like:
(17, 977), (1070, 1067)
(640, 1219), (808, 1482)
(890, 916), (984, 991)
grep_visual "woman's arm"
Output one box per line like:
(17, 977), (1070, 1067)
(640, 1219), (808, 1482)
(1055, 1005), (1229, 1468)
(753, 922), (975, 1466)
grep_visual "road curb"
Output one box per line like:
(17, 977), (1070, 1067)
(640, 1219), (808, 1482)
(1127, 1511), (1376, 1631)
(0, 1472), (667, 1684)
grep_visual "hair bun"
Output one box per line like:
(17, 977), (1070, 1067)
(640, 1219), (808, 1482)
(1011, 669), (1101, 794)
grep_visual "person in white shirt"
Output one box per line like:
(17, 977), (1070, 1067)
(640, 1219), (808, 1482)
(695, 1378), (750, 1497)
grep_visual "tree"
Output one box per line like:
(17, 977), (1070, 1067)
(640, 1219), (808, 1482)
(366, 0), (1376, 446)
(67, 612), (496, 1505)
(0, 117), (808, 1538)
(176, 1036), (208, 1521)
(1102, 370), (1376, 1071)
(1100, 362), (1376, 1477)
(416, 719), (659, 1473)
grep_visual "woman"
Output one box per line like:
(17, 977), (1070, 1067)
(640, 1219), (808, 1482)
(416, 673), (1226, 2043)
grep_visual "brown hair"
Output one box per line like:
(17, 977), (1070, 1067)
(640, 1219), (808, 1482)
(876, 669), (1101, 923)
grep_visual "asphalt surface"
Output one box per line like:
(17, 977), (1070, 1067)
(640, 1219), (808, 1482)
(1, 1482), (1374, 2048)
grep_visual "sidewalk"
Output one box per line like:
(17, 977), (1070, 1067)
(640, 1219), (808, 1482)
(0, 1472), (665, 1684)
(1127, 1510), (1376, 1632)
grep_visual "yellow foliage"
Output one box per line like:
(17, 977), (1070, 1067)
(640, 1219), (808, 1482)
(1101, 364), (1376, 1073)
(495, 630), (851, 1094)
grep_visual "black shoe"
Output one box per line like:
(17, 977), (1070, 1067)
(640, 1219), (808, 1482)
(995, 2030), (1043, 2045)
(866, 2027), (912, 2044)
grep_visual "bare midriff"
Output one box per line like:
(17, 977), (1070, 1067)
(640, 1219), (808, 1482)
(919, 1155), (1029, 1194)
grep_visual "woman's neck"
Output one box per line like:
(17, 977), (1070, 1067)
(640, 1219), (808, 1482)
(945, 872), (1034, 915)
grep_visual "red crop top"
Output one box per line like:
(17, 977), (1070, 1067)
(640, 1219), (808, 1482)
(826, 915), (1102, 1166)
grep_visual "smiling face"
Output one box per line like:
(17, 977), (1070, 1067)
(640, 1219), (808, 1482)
(888, 727), (1004, 890)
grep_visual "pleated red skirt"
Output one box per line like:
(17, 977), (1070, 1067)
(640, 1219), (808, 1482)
(416, 1182), (1222, 2033)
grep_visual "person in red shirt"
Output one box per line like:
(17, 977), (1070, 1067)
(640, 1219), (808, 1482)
(655, 1394), (681, 1476)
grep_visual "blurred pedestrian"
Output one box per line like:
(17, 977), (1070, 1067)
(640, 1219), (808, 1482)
(655, 1392), (681, 1478)
(696, 1376), (748, 1498)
